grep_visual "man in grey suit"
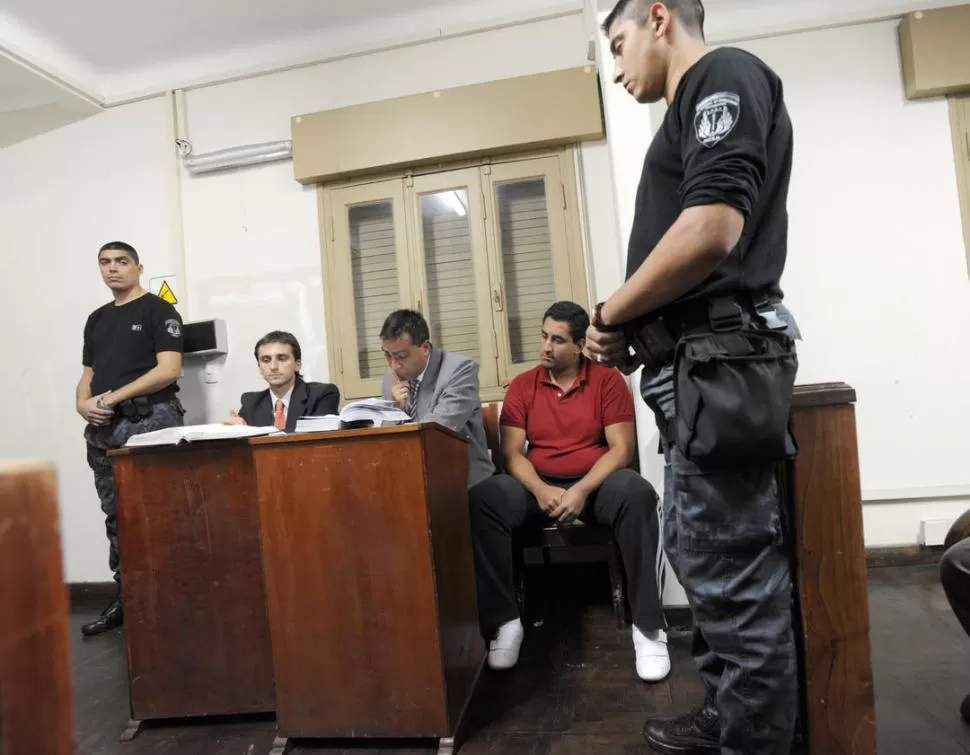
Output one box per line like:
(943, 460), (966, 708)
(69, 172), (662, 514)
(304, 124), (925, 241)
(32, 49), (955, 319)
(379, 309), (493, 489)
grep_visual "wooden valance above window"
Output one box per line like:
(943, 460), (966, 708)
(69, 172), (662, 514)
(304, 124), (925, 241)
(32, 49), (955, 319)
(290, 66), (605, 185)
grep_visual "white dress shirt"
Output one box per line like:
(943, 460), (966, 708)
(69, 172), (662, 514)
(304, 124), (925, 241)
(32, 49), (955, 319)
(270, 384), (295, 421)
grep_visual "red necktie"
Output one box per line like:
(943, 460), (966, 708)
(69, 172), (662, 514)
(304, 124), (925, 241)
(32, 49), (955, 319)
(274, 399), (285, 430)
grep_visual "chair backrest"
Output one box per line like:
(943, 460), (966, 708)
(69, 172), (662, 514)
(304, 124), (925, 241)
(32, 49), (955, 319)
(481, 401), (504, 474)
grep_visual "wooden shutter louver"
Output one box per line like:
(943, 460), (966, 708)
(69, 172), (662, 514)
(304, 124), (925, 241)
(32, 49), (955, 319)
(497, 179), (556, 364)
(420, 193), (480, 361)
(350, 202), (398, 378)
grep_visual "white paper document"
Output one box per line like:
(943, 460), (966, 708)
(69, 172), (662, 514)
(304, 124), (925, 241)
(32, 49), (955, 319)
(125, 424), (282, 448)
(295, 398), (411, 433)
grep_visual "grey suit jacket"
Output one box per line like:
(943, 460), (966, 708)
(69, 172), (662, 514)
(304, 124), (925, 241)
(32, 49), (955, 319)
(382, 348), (494, 489)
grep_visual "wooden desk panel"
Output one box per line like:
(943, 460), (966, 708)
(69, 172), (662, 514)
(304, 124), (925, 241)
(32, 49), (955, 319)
(0, 461), (76, 755)
(255, 430), (444, 735)
(790, 383), (876, 755)
(251, 423), (484, 747)
(422, 426), (483, 729)
(110, 441), (275, 722)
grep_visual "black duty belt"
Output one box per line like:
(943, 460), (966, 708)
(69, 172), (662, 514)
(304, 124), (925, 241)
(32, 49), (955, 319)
(624, 292), (778, 371)
(119, 392), (174, 408)
(116, 393), (175, 420)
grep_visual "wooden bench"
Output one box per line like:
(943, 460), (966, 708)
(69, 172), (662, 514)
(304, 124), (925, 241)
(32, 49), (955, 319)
(0, 461), (76, 755)
(481, 402), (630, 628)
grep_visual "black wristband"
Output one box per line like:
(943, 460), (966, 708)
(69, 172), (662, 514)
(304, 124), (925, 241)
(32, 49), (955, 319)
(593, 302), (624, 332)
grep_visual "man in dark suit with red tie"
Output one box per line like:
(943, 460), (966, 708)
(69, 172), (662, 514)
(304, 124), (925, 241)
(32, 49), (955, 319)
(224, 331), (339, 431)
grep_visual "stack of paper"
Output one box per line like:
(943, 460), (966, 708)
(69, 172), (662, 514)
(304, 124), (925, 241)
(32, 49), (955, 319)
(294, 415), (342, 433)
(295, 398), (411, 433)
(125, 424), (282, 448)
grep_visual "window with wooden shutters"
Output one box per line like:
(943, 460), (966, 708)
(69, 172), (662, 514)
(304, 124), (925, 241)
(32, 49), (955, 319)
(321, 149), (588, 402)
(422, 193), (475, 357)
(484, 154), (582, 386)
(496, 180), (556, 364)
(350, 202), (397, 378)
(408, 169), (498, 390)
(324, 179), (411, 399)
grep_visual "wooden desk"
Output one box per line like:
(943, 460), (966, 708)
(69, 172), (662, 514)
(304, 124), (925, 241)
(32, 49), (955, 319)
(109, 440), (275, 736)
(250, 423), (484, 755)
(0, 461), (76, 755)
(788, 382), (876, 755)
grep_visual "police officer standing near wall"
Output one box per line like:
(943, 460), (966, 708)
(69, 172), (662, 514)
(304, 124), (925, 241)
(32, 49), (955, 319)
(76, 241), (185, 636)
(589, 2), (800, 753)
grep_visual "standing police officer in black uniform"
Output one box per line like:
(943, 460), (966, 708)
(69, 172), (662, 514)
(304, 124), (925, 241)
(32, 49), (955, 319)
(76, 241), (185, 636)
(589, 2), (800, 753)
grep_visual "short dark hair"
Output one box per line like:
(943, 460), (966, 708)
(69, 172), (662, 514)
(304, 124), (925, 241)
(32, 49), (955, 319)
(542, 301), (590, 344)
(98, 241), (139, 265)
(254, 331), (302, 362)
(380, 309), (431, 346)
(602, 0), (705, 40)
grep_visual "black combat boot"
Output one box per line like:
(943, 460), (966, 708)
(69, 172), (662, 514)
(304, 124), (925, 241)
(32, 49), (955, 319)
(81, 596), (124, 636)
(642, 691), (719, 754)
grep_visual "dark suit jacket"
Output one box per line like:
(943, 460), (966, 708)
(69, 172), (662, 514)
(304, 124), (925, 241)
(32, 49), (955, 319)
(238, 378), (340, 432)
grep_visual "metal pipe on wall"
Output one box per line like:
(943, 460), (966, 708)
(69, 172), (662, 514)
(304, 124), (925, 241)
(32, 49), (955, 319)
(167, 89), (189, 320)
(182, 140), (292, 175)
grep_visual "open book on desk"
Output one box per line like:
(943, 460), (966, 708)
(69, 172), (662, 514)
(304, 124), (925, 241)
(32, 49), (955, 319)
(125, 424), (283, 448)
(296, 398), (411, 433)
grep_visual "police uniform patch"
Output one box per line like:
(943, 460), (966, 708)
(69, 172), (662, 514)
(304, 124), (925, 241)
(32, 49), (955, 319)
(694, 92), (740, 147)
(164, 319), (182, 338)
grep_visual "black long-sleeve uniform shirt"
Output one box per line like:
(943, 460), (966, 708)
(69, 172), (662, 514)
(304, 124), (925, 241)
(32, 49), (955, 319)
(626, 47), (794, 306)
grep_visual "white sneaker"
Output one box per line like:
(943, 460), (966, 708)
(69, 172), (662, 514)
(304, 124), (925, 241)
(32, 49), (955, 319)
(633, 625), (670, 682)
(488, 618), (524, 671)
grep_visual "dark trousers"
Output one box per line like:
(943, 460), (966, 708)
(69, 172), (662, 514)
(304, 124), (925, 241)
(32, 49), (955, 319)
(468, 468), (665, 639)
(84, 399), (184, 584)
(641, 364), (797, 755)
(941, 539), (970, 636)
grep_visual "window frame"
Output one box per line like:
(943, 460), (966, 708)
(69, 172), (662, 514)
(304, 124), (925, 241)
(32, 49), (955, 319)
(406, 168), (498, 390)
(949, 95), (970, 277)
(483, 153), (582, 386)
(318, 147), (590, 403)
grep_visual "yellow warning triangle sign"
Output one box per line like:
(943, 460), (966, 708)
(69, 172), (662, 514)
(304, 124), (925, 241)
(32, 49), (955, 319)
(158, 280), (177, 305)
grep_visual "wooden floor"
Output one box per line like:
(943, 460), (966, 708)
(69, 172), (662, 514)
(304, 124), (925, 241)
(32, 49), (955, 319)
(69, 562), (970, 754)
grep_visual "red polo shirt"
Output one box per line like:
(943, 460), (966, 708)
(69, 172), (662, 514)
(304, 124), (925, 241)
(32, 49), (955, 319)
(500, 357), (635, 479)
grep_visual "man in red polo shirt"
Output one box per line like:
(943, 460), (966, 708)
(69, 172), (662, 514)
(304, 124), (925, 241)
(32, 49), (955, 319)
(469, 301), (669, 679)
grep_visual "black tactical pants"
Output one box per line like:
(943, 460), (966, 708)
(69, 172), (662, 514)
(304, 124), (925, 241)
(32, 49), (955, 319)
(84, 399), (184, 584)
(469, 469), (665, 639)
(641, 364), (797, 755)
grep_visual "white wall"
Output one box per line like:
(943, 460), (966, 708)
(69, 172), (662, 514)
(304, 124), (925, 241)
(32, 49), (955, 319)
(596, 17), (970, 556)
(0, 14), (603, 583)
(742, 21), (970, 489)
(179, 12), (594, 426)
(738, 20), (970, 543)
(1, 7), (967, 588)
(0, 96), (178, 581)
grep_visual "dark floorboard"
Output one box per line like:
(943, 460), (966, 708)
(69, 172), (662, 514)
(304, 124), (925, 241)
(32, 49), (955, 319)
(70, 562), (970, 754)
